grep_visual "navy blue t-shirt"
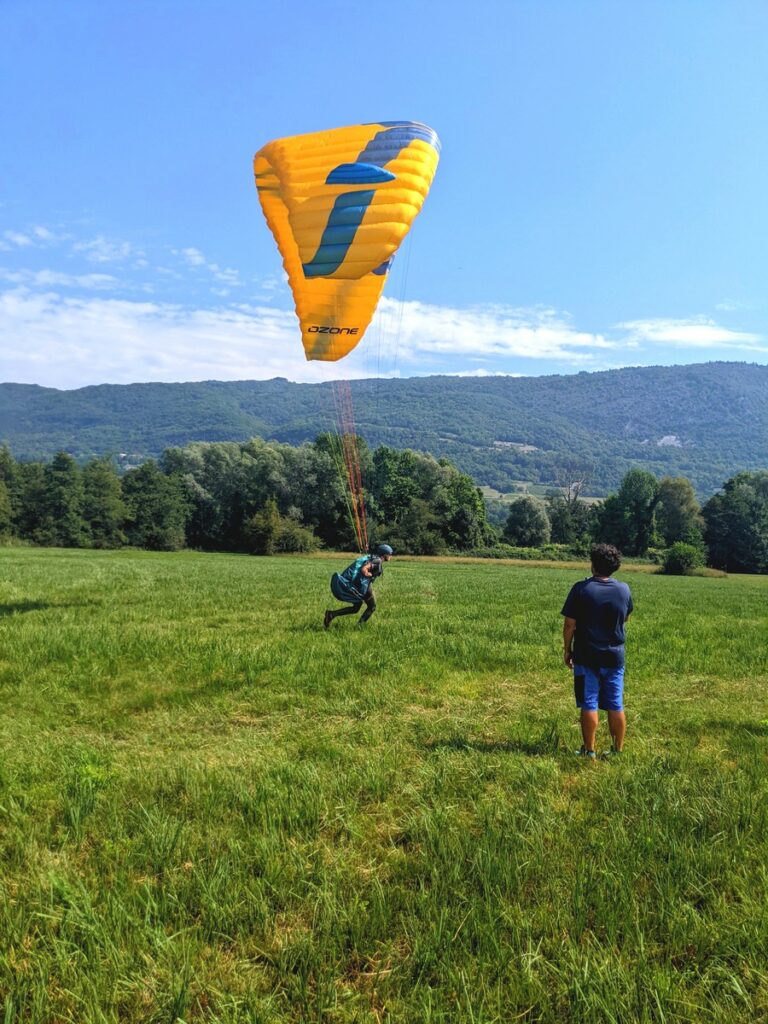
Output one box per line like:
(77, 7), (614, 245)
(561, 576), (633, 669)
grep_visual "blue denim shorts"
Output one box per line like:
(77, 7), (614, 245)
(573, 664), (625, 711)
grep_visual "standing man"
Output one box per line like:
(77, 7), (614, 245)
(561, 543), (633, 759)
(324, 544), (393, 628)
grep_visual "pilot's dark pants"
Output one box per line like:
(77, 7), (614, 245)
(328, 590), (376, 623)
(328, 574), (377, 623)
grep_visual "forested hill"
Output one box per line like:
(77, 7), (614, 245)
(2, 361), (766, 496)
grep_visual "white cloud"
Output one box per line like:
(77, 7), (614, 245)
(0, 224), (72, 252)
(0, 288), (375, 388)
(2, 234), (766, 390)
(172, 246), (242, 288)
(208, 264), (240, 286)
(619, 316), (766, 351)
(445, 368), (525, 377)
(72, 236), (137, 264)
(179, 247), (206, 267)
(8, 286), (751, 393)
(374, 298), (615, 363)
(0, 287), (625, 390)
(0, 268), (118, 289)
(259, 273), (288, 293)
(3, 230), (33, 248)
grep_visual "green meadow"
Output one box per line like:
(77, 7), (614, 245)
(1, 548), (766, 1024)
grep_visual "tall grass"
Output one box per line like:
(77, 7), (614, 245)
(0, 548), (766, 1022)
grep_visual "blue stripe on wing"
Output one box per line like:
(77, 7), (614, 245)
(326, 162), (396, 185)
(302, 190), (376, 278)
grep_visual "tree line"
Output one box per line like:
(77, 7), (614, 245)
(0, 437), (490, 556)
(0, 442), (765, 572)
(499, 467), (768, 574)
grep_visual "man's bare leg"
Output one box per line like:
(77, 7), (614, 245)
(580, 710), (598, 752)
(607, 710), (626, 751)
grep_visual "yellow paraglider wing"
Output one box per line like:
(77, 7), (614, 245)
(254, 121), (440, 361)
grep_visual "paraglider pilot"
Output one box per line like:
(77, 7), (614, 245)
(324, 544), (394, 628)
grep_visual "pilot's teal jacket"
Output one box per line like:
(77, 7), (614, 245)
(331, 555), (378, 603)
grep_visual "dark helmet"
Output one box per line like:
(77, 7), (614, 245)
(372, 543), (394, 557)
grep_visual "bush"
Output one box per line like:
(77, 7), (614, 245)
(246, 499), (282, 555)
(276, 519), (321, 553)
(662, 542), (705, 575)
(246, 500), (321, 555)
(387, 530), (448, 556)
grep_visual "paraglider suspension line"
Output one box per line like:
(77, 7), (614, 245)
(331, 378), (368, 552)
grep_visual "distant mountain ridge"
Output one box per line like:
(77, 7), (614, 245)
(2, 362), (767, 496)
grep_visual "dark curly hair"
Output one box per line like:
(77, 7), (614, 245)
(591, 543), (622, 577)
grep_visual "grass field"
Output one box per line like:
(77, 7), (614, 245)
(479, 485), (602, 506)
(1, 548), (767, 1023)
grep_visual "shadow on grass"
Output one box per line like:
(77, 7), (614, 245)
(683, 718), (768, 738)
(123, 673), (262, 717)
(0, 600), (56, 617)
(0, 600), (101, 617)
(425, 732), (563, 757)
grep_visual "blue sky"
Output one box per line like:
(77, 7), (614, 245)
(1, 0), (767, 388)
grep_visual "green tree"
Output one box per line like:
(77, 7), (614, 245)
(246, 497), (282, 555)
(0, 446), (19, 529)
(591, 493), (623, 548)
(0, 445), (15, 485)
(372, 446), (418, 525)
(570, 499), (595, 548)
(703, 471), (768, 573)
(83, 459), (127, 548)
(593, 469), (659, 555)
(0, 479), (12, 537)
(655, 476), (704, 547)
(122, 461), (187, 551)
(163, 443), (246, 549)
(439, 473), (488, 549)
(484, 495), (511, 531)
(309, 435), (360, 550)
(388, 498), (446, 555)
(546, 494), (593, 547)
(369, 446), (489, 552)
(503, 496), (551, 547)
(39, 452), (89, 547)
(15, 462), (47, 542)
(547, 494), (573, 544)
